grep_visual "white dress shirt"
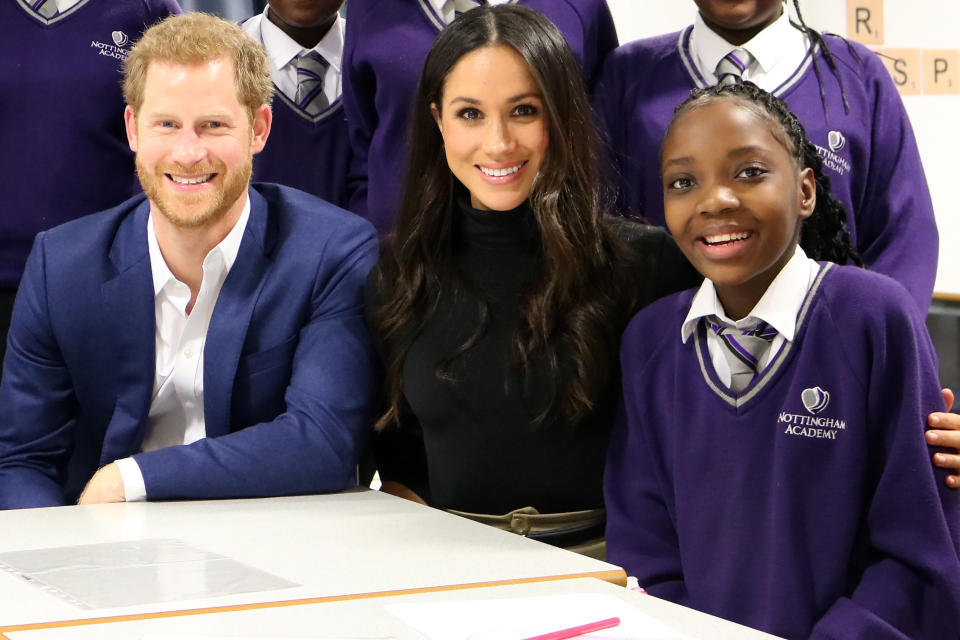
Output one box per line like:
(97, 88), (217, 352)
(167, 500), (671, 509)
(242, 6), (344, 106)
(680, 245), (821, 387)
(690, 2), (810, 91)
(114, 197), (251, 501)
(54, 0), (83, 12)
(427, 0), (514, 26)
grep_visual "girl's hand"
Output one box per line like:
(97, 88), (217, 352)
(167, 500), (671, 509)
(927, 388), (960, 488)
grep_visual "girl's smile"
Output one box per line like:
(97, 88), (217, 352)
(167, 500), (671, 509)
(661, 98), (815, 319)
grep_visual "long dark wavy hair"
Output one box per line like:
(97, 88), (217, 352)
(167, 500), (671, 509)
(669, 82), (863, 266)
(372, 5), (634, 430)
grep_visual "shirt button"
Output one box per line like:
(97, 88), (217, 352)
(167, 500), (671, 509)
(184, 348), (194, 359)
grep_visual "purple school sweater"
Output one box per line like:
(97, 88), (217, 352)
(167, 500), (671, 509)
(241, 16), (352, 210)
(342, 0), (618, 234)
(251, 87), (352, 209)
(0, 0), (180, 291)
(593, 29), (938, 313)
(606, 264), (960, 639)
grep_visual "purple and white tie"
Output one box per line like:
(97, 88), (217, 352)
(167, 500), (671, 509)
(709, 317), (777, 391)
(33, 0), (58, 18)
(715, 48), (754, 86)
(295, 51), (330, 117)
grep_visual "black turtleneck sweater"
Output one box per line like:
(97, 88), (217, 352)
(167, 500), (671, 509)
(368, 200), (700, 514)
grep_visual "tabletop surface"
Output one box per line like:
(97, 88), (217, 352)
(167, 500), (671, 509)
(1, 577), (784, 640)
(0, 491), (624, 630)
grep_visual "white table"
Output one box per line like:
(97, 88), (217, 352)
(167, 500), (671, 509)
(1, 577), (783, 640)
(0, 491), (623, 632)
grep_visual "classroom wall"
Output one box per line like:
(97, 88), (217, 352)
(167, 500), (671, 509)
(607, 0), (960, 299)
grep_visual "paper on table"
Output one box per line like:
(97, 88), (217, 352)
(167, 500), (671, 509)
(0, 538), (298, 610)
(386, 593), (692, 640)
(142, 637), (394, 640)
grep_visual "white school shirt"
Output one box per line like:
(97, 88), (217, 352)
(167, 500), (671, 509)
(54, 0), (83, 12)
(242, 6), (344, 106)
(690, 2), (810, 91)
(114, 197), (250, 501)
(680, 245), (820, 387)
(427, 0), (514, 25)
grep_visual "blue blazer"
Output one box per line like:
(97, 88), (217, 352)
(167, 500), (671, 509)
(0, 184), (379, 509)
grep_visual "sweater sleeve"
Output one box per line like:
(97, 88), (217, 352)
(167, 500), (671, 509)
(604, 314), (688, 603)
(341, 0), (374, 218)
(810, 280), (960, 639)
(373, 411), (431, 501)
(363, 261), (431, 501)
(576, 0), (619, 89)
(850, 44), (938, 313)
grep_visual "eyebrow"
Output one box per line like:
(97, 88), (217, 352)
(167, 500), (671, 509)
(662, 145), (769, 169)
(448, 92), (542, 106)
(145, 111), (235, 121)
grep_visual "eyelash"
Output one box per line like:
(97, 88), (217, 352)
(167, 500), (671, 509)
(667, 176), (693, 191)
(454, 104), (540, 121)
(738, 165), (767, 179)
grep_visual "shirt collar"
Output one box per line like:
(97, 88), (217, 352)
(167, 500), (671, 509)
(259, 5), (345, 73)
(429, 0), (513, 25)
(55, 0), (83, 12)
(692, 2), (802, 79)
(681, 245), (819, 343)
(147, 194), (251, 297)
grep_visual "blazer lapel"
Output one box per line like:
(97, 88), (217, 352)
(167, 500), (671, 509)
(99, 200), (156, 466)
(203, 189), (274, 437)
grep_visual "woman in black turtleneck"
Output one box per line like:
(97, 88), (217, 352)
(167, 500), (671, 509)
(365, 6), (699, 551)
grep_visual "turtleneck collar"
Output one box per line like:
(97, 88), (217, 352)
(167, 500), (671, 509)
(455, 193), (539, 251)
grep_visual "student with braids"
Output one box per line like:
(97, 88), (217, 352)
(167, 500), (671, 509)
(592, 0), (939, 314)
(605, 83), (960, 639)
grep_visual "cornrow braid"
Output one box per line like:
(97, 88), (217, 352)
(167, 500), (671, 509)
(671, 82), (863, 267)
(788, 0), (858, 117)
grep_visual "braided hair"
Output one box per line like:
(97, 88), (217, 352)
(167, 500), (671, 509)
(788, 0), (858, 116)
(670, 82), (863, 267)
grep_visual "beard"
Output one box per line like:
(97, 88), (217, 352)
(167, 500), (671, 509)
(136, 153), (252, 230)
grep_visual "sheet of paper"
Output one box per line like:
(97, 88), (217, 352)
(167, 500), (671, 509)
(0, 538), (298, 609)
(386, 593), (692, 640)
(142, 636), (388, 640)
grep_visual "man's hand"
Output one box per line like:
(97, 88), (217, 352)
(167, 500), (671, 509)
(77, 463), (126, 504)
(927, 388), (960, 488)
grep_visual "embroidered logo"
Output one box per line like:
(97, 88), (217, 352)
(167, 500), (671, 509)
(801, 386), (830, 414)
(827, 130), (846, 152)
(777, 386), (845, 441)
(90, 30), (131, 61)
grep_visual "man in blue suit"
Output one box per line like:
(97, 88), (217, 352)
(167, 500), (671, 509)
(0, 13), (378, 509)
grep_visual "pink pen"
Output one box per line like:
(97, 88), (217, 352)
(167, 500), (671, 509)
(521, 616), (621, 640)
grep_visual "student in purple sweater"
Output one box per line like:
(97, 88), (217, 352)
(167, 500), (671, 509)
(241, 0), (352, 208)
(0, 0), (180, 371)
(342, 0), (618, 234)
(605, 83), (960, 639)
(593, 0), (938, 313)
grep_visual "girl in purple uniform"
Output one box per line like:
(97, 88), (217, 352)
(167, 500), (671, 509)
(593, 0), (939, 313)
(605, 83), (960, 639)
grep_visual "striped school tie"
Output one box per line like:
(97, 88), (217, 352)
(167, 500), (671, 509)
(33, 0), (58, 18)
(708, 317), (777, 392)
(295, 51), (330, 117)
(454, 0), (487, 18)
(715, 48), (754, 85)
